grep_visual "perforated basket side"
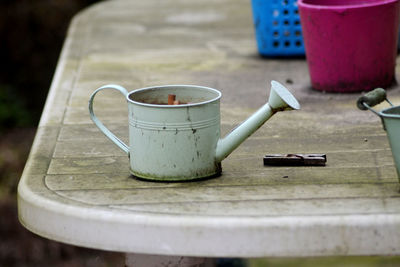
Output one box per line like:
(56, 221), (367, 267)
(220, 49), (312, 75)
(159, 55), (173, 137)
(251, 0), (305, 56)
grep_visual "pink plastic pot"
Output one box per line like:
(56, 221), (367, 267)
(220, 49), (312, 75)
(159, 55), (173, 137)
(298, 0), (400, 93)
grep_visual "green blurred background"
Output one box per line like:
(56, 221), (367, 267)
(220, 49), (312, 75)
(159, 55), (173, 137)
(1, 1), (400, 266)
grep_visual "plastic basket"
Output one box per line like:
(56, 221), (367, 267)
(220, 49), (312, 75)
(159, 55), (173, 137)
(251, 0), (305, 57)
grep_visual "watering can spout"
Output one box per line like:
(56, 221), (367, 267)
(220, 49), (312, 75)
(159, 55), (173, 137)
(215, 80), (300, 162)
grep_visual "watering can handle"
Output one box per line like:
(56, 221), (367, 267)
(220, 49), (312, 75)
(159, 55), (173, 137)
(356, 88), (387, 110)
(88, 84), (130, 155)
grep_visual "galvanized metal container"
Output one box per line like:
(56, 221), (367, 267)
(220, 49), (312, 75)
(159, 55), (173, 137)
(357, 88), (400, 180)
(128, 85), (221, 180)
(380, 106), (400, 179)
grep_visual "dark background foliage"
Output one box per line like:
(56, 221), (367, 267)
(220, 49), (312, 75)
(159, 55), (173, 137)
(0, 0), (98, 129)
(0, 1), (124, 266)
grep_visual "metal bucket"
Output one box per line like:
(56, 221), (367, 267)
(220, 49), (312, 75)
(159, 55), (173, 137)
(357, 88), (400, 180)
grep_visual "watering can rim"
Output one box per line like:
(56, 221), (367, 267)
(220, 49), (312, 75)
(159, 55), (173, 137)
(126, 84), (222, 108)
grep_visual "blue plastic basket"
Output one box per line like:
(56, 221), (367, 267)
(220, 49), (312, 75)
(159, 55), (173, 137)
(251, 0), (305, 57)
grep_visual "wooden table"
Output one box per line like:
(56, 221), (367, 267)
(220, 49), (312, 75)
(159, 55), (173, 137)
(18, 0), (400, 266)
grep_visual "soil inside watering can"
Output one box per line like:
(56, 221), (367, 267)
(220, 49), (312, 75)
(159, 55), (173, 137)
(129, 88), (216, 106)
(133, 94), (192, 105)
(145, 100), (189, 105)
(136, 96), (206, 105)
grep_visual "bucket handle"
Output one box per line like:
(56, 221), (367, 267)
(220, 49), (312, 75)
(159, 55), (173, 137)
(356, 88), (393, 115)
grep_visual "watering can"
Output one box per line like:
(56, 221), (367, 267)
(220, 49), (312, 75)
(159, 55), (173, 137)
(357, 88), (400, 180)
(89, 80), (300, 181)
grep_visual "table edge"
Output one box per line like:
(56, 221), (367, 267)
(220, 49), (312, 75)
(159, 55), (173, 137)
(17, 175), (400, 257)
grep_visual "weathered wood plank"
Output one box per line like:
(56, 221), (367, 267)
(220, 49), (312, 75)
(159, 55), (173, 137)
(47, 157), (129, 175)
(22, 126), (59, 175)
(113, 197), (400, 216)
(44, 165), (397, 191)
(54, 183), (399, 206)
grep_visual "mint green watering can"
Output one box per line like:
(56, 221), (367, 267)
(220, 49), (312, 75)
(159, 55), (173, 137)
(357, 88), (400, 181)
(89, 81), (300, 181)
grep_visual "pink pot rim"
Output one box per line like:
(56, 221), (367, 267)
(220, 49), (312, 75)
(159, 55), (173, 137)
(298, 0), (398, 10)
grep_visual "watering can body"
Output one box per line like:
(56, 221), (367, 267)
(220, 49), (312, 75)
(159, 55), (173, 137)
(128, 86), (221, 180)
(89, 81), (300, 181)
(380, 106), (400, 179)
